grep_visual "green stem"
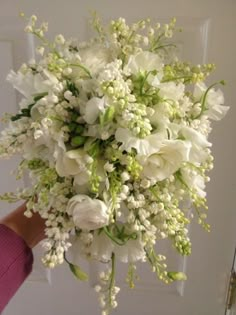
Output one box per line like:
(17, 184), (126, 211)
(161, 75), (192, 83)
(108, 252), (116, 305)
(103, 226), (125, 245)
(194, 80), (225, 119)
(69, 63), (92, 78)
(140, 71), (152, 96)
(152, 43), (176, 52)
(109, 253), (116, 290)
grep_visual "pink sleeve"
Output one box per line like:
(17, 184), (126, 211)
(0, 224), (33, 312)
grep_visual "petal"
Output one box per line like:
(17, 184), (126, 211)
(84, 97), (105, 124)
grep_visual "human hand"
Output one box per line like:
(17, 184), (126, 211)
(0, 203), (45, 248)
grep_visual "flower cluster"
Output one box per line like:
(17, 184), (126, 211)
(0, 14), (228, 314)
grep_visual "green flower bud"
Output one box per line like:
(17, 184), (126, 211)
(71, 135), (86, 147)
(100, 106), (116, 126)
(75, 125), (84, 134)
(167, 272), (187, 281)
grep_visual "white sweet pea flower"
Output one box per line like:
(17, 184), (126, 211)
(124, 51), (163, 75)
(7, 70), (58, 107)
(115, 128), (164, 155)
(158, 82), (185, 101)
(56, 149), (89, 185)
(83, 97), (105, 124)
(148, 103), (171, 129)
(139, 140), (191, 182)
(89, 231), (145, 263)
(7, 71), (47, 99)
(193, 82), (229, 121)
(90, 231), (114, 261)
(180, 126), (211, 163)
(181, 170), (206, 198)
(67, 195), (109, 230)
(114, 236), (146, 263)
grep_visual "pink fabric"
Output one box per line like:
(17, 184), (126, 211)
(0, 224), (33, 313)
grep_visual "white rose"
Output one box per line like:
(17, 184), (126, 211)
(140, 140), (191, 182)
(193, 82), (229, 121)
(67, 195), (109, 230)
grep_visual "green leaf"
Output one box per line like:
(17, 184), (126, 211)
(167, 271), (187, 281)
(33, 92), (48, 102)
(69, 262), (88, 281)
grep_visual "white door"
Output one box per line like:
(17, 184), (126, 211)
(0, 1), (235, 315)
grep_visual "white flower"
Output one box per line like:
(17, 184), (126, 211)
(7, 70), (57, 106)
(79, 44), (112, 76)
(182, 170), (206, 198)
(67, 195), (109, 230)
(84, 97), (105, 124)
(180, 126), (211, 163)
(90, 231), (114, 261)
(121, 172), (130, 182)
(124, 51), (163, 78)
(194, 82), (229, 120)
(115, 128), (164, 155)
(55, 34), (65, 45)
(104, 162), (115, 172)
(114, 236), (146, 263)
(56, 149), (89, 185)
(90, 231), (146, 263)
(158, 82), (185, 101)
(148, 103), (171, 129)
(139, 140), (191, 182)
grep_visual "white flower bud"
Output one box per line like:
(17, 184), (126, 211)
(121, 171), (130, 182)
(55, 34), (65, 45)
(64, 90), (73, 101)
(34, 130), (43, 139)
(36, 46), (45, 56)
(63, 67), (73, 76)
(104, 162), (115, 172)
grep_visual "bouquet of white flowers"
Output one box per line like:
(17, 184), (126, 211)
(0, 13), (229, 314)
